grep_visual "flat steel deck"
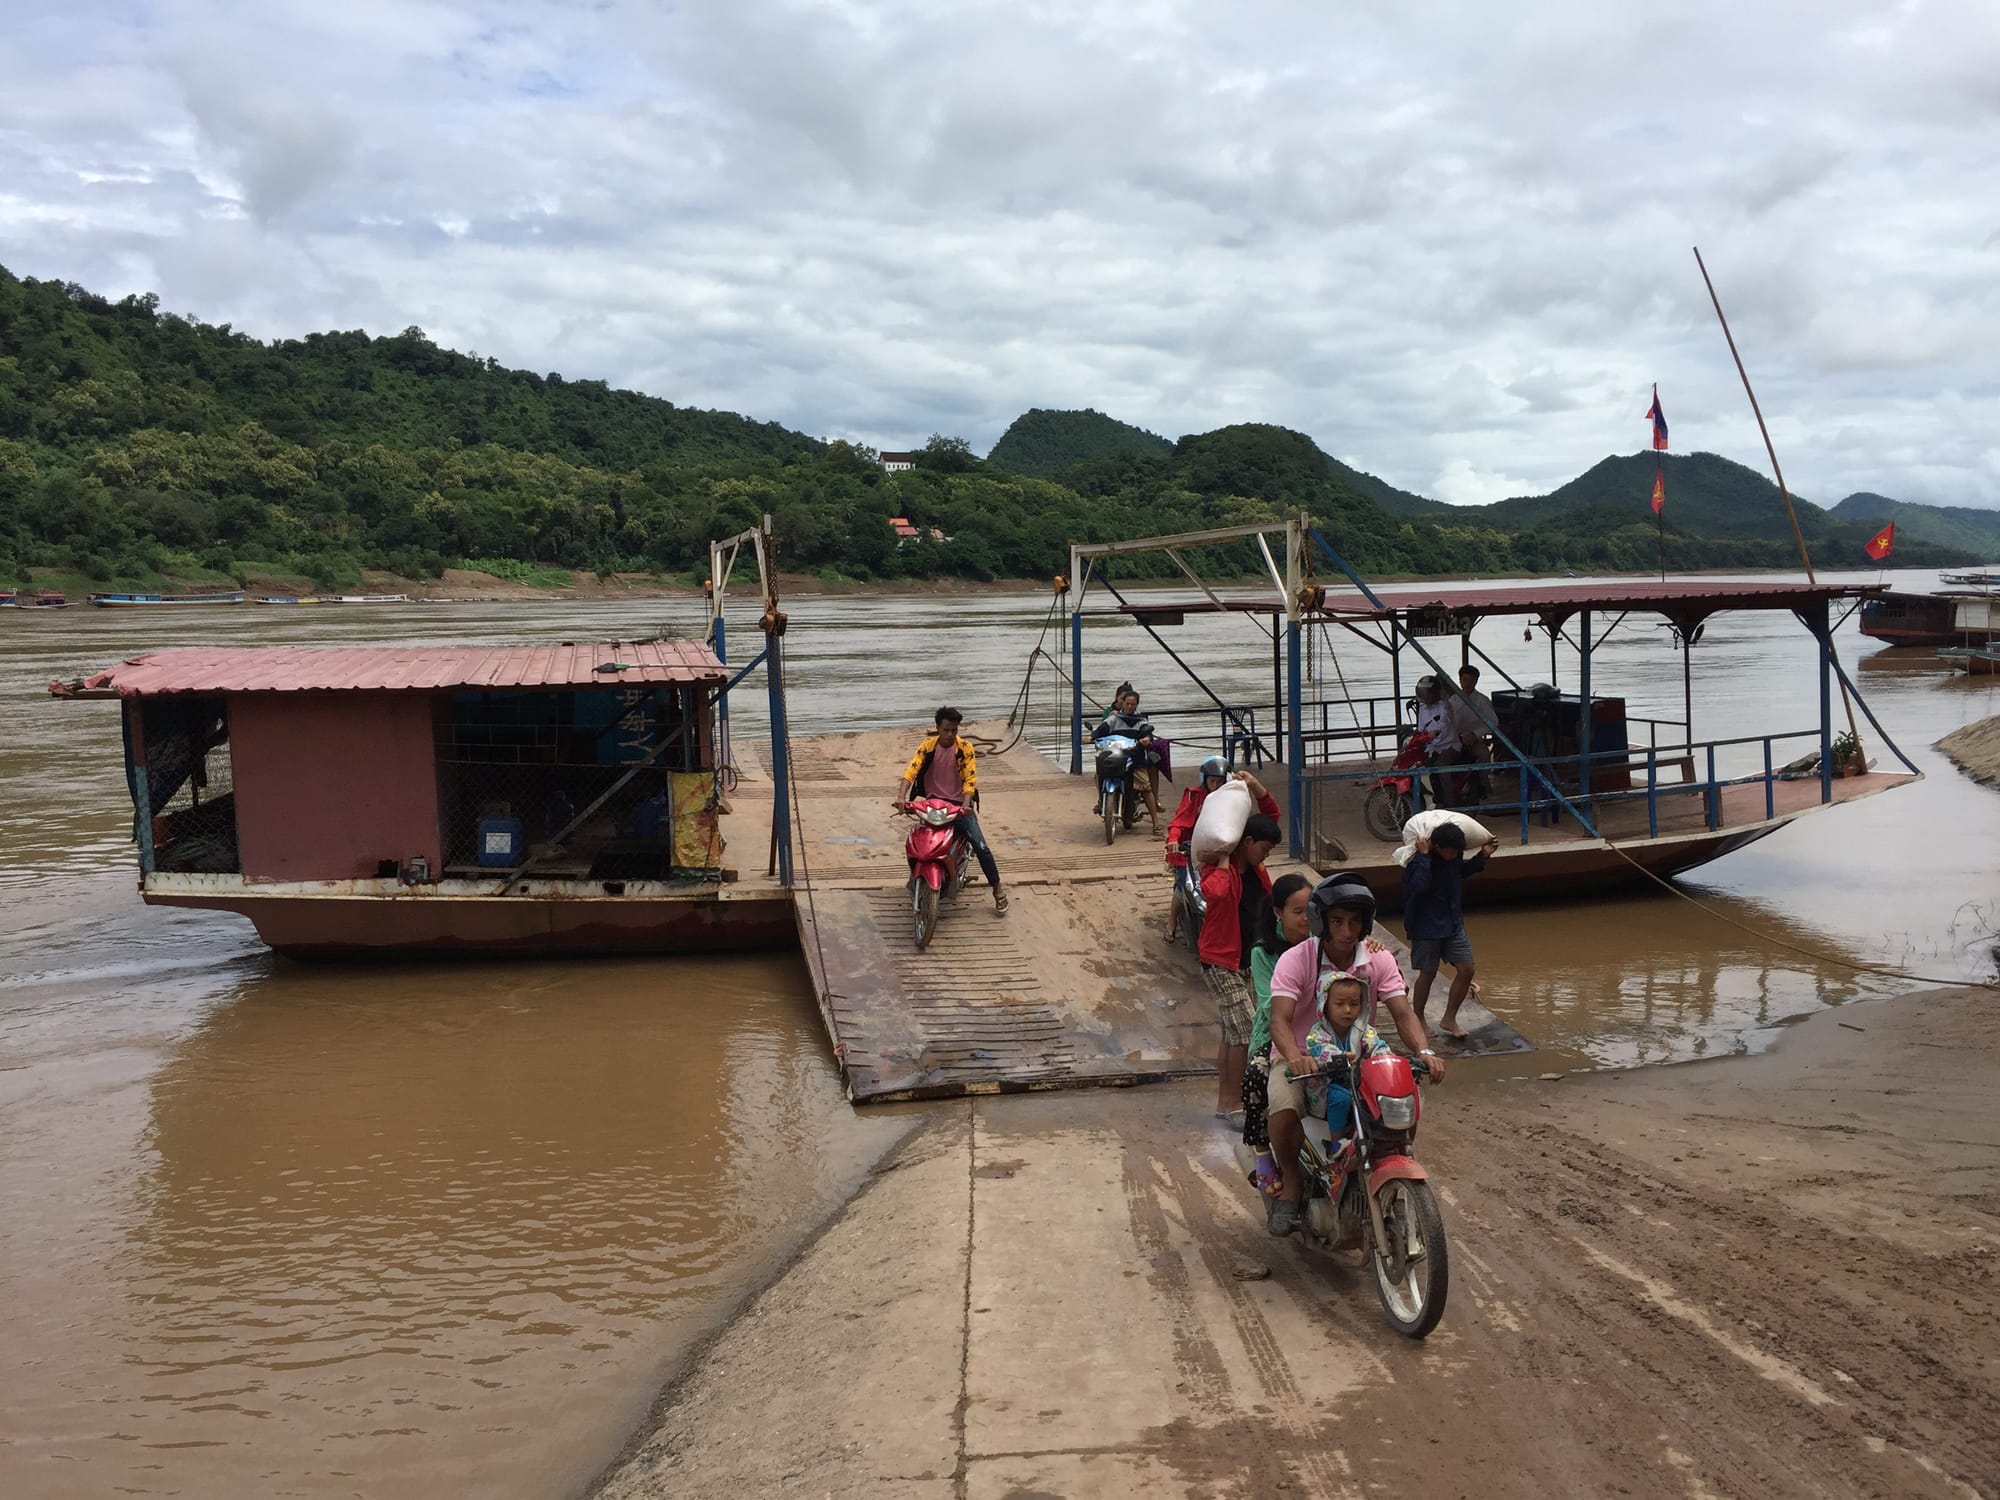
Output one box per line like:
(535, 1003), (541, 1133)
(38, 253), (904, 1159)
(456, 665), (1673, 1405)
(743, 725), (1530, 1104)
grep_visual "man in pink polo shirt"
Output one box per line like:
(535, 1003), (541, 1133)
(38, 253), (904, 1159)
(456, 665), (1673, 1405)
(1262, 871), (1444, 1237)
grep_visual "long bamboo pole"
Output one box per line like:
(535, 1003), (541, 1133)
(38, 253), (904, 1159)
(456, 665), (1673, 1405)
(1692, 245), (1865, 761)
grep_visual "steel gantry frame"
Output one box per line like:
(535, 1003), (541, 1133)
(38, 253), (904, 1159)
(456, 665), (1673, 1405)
(708, 516), (794, 885)
(1067, 518), (1313, 856)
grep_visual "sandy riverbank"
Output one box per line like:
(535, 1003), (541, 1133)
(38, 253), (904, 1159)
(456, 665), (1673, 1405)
(592, 987), (1998, 1499)
(1940, 715), (2000, 789)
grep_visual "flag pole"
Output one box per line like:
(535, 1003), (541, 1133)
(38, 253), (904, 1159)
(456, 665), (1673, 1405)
(1654, 456), (1667, 581)
(1693, 245), (1864, 761)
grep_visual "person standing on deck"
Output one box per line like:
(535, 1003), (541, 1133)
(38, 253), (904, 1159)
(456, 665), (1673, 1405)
(1401, 821), (1497, 1040)
(896, 706), (1008, 915)
(1197, 811), (1282, 1122)
(1450, 665), (1498, 803)
(1413, 677), (1467, 807)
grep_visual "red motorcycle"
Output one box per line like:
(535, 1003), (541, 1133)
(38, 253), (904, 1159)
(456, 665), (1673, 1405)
(1363, 730), (1433, 842)
(1235, 1042), (1449, 1339)
(898, 798), (974, 950)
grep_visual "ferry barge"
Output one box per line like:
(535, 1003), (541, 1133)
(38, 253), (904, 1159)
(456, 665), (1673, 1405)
(50, 640), (792, 957)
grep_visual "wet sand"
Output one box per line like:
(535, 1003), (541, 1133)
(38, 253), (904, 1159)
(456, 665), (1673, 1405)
(1940, 714), (2000, 789)
(595, 985), (2000, 1500)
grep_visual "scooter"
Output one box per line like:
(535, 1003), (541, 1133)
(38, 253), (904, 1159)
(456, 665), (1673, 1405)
(1168, 852), (1207, 950)
(1093, 722), (1155, 845)
(899, 797), (974, 950)
(1234, 1038), (1449, 1339)
(1363, 730), (1433, 842)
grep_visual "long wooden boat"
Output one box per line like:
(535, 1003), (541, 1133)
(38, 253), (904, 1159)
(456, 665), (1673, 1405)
(1861, 581), (1997, 648)
(90, 590), (246, 608)
(0, 589), (15, 608)
(254, 593), (414, 605)
(1940, 646), (2000, 676)
(50, 641), (792, 958)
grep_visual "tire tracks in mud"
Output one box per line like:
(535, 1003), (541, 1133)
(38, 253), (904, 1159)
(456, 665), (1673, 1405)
(1426, 1099), (1999, 1499)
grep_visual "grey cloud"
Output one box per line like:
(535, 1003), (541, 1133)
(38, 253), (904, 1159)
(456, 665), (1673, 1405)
(0, 0), (1995, 508)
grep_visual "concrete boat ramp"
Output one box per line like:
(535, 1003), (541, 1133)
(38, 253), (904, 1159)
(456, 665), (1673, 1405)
(741, 726), (1528, 1103)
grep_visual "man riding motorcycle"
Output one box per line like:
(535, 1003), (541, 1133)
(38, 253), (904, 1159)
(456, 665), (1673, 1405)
(1263, 872), (1444, 1236)
(1092, 682), (1165, 823)
(895, 706), (1008, 915)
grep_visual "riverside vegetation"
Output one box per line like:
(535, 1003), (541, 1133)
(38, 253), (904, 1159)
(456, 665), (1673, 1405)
(2, 266), (1991, 595)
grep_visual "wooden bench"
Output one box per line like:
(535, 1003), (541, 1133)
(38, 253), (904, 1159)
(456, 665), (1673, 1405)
(1634, 754), (1697, 784)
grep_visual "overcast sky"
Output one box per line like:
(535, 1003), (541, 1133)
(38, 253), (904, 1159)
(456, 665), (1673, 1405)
(3, 1), (1996, 507)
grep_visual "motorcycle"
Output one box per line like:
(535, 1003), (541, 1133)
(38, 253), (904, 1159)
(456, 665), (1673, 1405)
(1093, 722), (1155, 845)
(1362, 730), (1433, 842)
(1168, 848), (1207, 950)
(899, 798), (974, 950)
(1233, 1037), (1449, 1339)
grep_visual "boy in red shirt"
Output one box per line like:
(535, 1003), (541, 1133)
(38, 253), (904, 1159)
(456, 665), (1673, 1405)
(1197, 808), (1283, 1120)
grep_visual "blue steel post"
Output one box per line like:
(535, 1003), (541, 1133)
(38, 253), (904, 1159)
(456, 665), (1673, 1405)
(126, 701), (155, 876)
(1070, 607), (1085, 776)
(1286, 616), (1304, 858)
(1577, 609), (1593, 809)
(766, 631), (793, 885)
(712, 613), (729, 763)
(1813, 601), (1834, 804)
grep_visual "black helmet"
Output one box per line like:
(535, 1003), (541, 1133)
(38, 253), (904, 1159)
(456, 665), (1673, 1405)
(1306, 870), (1376, 938)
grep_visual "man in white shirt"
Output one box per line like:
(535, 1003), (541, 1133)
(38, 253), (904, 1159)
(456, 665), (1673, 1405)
(1449, 665), (1498, 803)
(1413, 677), (1462, 806)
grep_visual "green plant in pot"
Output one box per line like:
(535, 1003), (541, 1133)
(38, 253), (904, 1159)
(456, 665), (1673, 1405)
(1831, 729), (1864, 775)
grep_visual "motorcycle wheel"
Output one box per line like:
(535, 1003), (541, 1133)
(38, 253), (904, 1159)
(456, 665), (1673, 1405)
(914, 883), (941, 950)
(1370, 1178), (1449, 1339)
(1362, 786), (1406, 843)
(1102, 797), (1117, 845)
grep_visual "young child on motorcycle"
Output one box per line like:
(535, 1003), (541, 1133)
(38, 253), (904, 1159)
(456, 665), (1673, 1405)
(1298, 973), (1393, 1136)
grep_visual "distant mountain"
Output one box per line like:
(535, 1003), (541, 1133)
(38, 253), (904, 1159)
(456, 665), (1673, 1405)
(985, 408), (1172, 477)
(1828, 492), (2000, 560)
(1322, 454), (1451, 516)
(1480, 451), (1839, 541)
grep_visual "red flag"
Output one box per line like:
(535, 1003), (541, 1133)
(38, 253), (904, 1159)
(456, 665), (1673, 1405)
(1644, 385), (1669, 451)
(1650, 469), (1665, 515)
(1864, 521), (1895, 561)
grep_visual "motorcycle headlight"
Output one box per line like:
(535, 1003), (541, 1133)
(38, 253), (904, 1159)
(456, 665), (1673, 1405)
(1377, 1094), (1417, 1130)
(923, 808), (953, 826)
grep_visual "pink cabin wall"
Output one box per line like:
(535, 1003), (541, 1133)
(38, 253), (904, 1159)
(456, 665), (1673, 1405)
(229, 693), (443, 882)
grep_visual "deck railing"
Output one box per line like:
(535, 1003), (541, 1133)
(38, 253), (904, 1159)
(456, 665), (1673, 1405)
(1300, 725), (1833, 856)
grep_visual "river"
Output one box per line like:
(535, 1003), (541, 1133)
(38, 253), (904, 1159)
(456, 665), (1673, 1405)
(1, 573), (1995, 1497)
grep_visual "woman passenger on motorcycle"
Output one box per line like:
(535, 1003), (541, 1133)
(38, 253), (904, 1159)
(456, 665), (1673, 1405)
(1262, 873), (1444, 1237)
(1239, 872), (1314, 1155)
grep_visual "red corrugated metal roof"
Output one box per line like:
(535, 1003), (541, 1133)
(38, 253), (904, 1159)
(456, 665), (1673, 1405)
(50, 640), (727, 698)
(1111, 579), (1885, 621)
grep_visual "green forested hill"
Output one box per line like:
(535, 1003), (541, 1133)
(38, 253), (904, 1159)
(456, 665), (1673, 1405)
(0, 266), (1987, 591)
(1829, 491), (2000, 557)
(985, 408), (1172, 477)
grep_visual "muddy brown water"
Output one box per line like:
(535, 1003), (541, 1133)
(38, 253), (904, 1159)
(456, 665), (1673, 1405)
(2, 574), (1995, 1497)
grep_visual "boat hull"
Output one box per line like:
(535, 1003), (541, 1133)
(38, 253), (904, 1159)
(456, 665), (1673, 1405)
(142, 876), (796, 960)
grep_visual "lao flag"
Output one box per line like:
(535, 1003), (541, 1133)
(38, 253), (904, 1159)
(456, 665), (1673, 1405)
(1864, 521), (1895, 561)
(1650, 469), (1665, 515)
(1644, 386), (1669, 451)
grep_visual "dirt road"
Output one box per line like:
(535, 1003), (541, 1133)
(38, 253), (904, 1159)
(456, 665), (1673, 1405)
(595, 987), (1999, 1499)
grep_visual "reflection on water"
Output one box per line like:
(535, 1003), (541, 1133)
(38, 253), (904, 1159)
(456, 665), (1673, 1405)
(1, 574), (1995, 1496)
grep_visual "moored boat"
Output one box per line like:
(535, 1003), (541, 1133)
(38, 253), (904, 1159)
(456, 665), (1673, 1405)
(1070, 521), (1924, 910)
(32, 589), (68, 607)
(1940, 646), (2000, 676)
(50, 640), (792, 958)
(90, 590), (247, 608)
(0, 588), (16, 608)
(1859, 590), (1958, 647)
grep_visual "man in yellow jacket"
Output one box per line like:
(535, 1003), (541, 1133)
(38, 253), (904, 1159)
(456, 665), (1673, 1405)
(896, 706), (1008, 914)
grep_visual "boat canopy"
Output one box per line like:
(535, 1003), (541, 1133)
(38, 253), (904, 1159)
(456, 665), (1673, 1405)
(49, 640), (726, 699)
(1108, 579), (1886, 630)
